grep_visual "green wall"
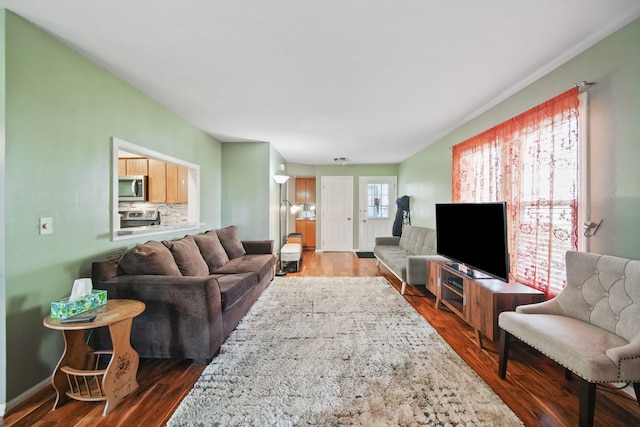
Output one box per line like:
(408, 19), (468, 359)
(4, 12), (222, 401)
(221, 142), (271, 240)
(399, 17), (640, 260)
(0, 10), (7, 412)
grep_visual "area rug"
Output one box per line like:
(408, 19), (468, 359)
(167, 277), (522, 426)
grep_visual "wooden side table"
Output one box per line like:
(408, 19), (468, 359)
(43, 299), (145, 416)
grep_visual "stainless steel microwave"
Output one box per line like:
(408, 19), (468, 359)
(118, 175), (147, 201)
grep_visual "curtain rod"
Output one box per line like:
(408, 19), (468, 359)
(575, 80), (595, 92)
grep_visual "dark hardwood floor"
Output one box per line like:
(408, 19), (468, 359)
(3, 251), (639, 426)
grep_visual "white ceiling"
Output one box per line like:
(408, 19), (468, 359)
(2, 1), (640, 165)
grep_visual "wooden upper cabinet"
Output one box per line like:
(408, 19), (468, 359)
(118, 159), (127, 176)
(177, 166), (188, 203)
(119, 158), (148, 176)
(147, 159), (167, 203)
(119, 157), (187, 204)
(306, 179), (316, 203)
(295, 178), (316, 204)
(165, 163), (179, 203)
(126, 158), (148, 175)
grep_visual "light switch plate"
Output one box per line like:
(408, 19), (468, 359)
(40, 217), (53, 235)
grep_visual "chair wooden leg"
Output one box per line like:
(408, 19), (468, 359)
(578, 378), (596, 427)
(634, 383), (640, 408)
(498, 328), (510, 379)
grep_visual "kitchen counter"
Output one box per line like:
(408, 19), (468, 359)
(116, 222), (200, 237)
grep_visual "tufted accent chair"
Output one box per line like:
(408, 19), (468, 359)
(498, 250), (640, 427)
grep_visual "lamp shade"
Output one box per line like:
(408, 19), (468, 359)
(273, 174), (290, 184)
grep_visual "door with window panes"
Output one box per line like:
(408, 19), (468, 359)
(359, 176), (397, 251)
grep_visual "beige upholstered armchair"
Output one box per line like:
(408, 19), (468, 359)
(498, 250), (640, 427)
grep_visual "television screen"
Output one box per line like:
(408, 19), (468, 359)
(435, 202), (510, 282)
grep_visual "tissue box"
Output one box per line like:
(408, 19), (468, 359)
(50, 290), (107, 319)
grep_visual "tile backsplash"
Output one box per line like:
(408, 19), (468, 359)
(118, 202), (189, 225)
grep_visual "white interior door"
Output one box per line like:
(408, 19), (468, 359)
(321, 176), (353, 252)
(358, 176), (397, 251)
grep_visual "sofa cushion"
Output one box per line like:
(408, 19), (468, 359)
(216, 272), (258, 311)
(213, 254), (275, 282)
(374, 246), (411, 281)
(119, 241), (182, 276)
(194, 232), (229, 271)
(399, 225), (437, 255)
(163, 236), (210, 276)
(214, 225), (246, 259)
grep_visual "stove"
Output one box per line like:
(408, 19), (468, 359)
(119, 210), (160, 228)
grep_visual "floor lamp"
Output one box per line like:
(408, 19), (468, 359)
(273, 174), (290, 276)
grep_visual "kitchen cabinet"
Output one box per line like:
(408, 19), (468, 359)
(166, 164), (189, 203)
(295, 220), (316, 248)
(118, 158), (148, 176)
(295, 178), (316, 204)
(177, 166), (189, 203)
(148, 159), (188, 203)
(166, 163), (179, 203)
(147, 159), (167, 203)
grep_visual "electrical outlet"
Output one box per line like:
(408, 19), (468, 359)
(40, 217), (53, 235)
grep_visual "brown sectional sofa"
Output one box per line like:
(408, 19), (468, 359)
(91, 226), (275, 364)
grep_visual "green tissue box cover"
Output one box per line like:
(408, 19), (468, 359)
(50, 289), (107, 319)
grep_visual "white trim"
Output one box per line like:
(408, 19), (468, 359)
(112, 137), (201, 241)
(577, 91), (589, 252)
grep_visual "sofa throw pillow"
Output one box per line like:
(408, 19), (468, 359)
(194, 232), (229, 272)
(163, 236), (210, 277)
(119, 241), (182, 276)
(214, 225), (246, 259)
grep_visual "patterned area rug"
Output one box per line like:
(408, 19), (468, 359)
(167, 277), (522, 426)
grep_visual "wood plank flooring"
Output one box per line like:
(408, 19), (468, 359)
(3, 251), (639, 426)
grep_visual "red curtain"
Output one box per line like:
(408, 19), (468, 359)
(452, 88), (580, 298)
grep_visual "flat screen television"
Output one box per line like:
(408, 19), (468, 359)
(435, 202), (510, 282)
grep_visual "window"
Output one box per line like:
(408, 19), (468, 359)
(367, 183), (390, 219)
(452, 88), (581, 298)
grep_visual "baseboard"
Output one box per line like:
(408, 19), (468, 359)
(3, 376), (51, 416)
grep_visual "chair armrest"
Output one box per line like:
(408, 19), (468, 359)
(606, 339), (640, 380)
(243, 240), (274, 255)
(94, 275), (224, 360)
(375, 236), (400, 246)
(515, 298), (562, 314)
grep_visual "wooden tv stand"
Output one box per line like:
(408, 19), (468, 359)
(427, 258), (544, 348)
